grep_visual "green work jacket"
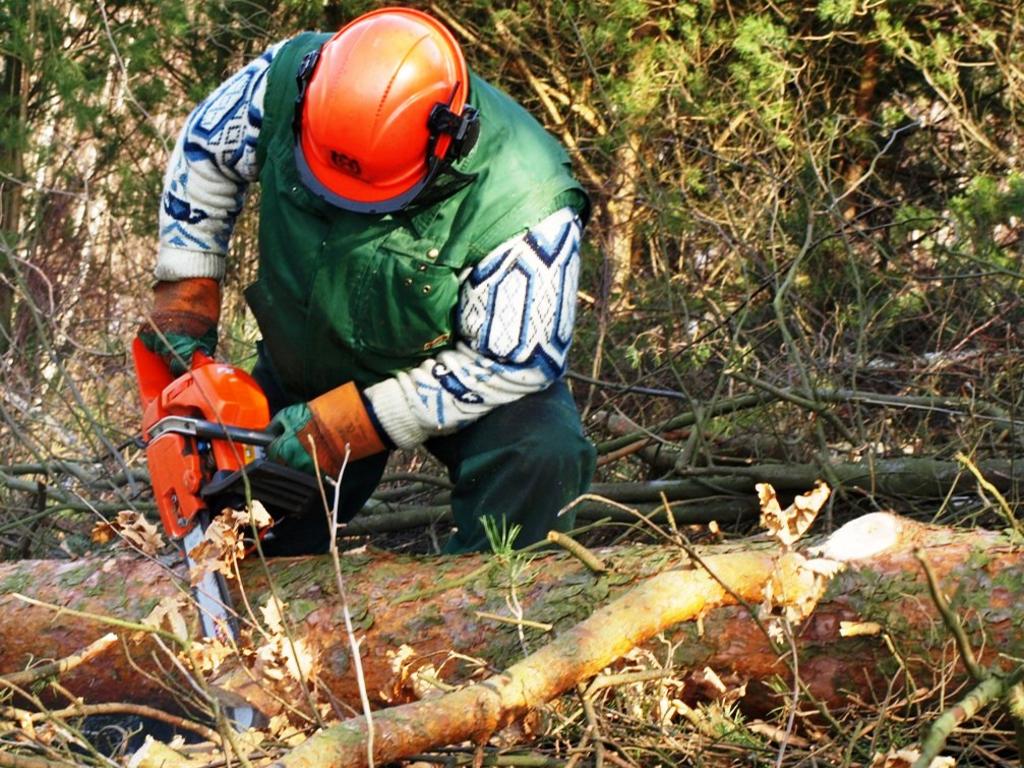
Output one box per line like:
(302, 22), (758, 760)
(247, 32), (588, 402)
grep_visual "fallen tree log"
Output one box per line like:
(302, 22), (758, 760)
(354, 457), (1024, 535)
(0, 513), (1020, 742)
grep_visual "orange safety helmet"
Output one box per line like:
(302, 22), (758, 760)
(293, 7), (480, 213)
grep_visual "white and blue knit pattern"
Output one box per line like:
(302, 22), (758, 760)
(156, 43), (281, 281)
(461, 209), (579, 378)
(364, 209), (582, 447)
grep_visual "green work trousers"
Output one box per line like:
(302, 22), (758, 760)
(255, 355), (595, 555)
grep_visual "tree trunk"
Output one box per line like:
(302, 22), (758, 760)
(0, 47), (23, 356)
(0, 514), (1019, 734)
(0, 0), (34, 356)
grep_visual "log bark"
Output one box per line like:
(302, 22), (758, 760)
(0, 513), (1020, 738)
(272, 549), (818, 768)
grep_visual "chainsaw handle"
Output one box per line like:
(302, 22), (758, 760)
(191, 350), (215, 369)
(149, 416), (276, 448)
(132, 341), (216, 411)
(132, 337), (174, 411)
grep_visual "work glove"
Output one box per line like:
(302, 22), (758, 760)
(137, 278), (221, 375)
(266, 382), (387, 477)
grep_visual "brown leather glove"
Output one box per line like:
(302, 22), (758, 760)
(267, 382), (388, 476)
(137, 278), (221, 374)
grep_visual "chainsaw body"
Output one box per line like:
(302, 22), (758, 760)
(133, 338), (271, 537)
(133, 337), (321, 540)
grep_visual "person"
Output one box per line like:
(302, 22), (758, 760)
(137, 7), (595, 556)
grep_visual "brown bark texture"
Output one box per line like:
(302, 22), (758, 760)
(0, 513), (1020, 750)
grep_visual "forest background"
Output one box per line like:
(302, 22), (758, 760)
(1, 0), (1023, 764)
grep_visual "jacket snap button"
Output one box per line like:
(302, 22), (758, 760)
(403, 277), (413, 287)
(422, 284), (432, 295)
(427, 248), (439, 260)
(417, 263), (428, 272)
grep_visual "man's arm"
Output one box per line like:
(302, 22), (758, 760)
(140, 44), (282, 373)
(364, 207), (584, 447)
(155, 43), (283, 282)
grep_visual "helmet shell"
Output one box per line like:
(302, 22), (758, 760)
(297, 7), (469, 212)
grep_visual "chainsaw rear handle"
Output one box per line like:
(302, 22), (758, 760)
(132, 337), (215, 412)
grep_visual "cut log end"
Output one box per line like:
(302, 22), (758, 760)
(810, 511), (903, 562)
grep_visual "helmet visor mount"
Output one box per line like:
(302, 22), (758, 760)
(291, 46), (480, 215)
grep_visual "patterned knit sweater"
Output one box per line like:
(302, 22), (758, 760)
(156, 43), (583, 449)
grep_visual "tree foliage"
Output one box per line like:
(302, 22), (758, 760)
(0, 0), (1021, 543)
(0, 1), (1023, 764)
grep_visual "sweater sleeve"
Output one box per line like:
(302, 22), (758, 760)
(363, 207), (583, 447)
(155, 42), (284, 282)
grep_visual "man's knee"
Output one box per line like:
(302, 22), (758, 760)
(503, 427), (595, 494)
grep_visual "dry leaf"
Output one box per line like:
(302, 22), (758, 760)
(267, 713), (308, 746)
(252, 596), (317, 686)
(192, 638), (235, 674)
(249, 500), (272, 529)
(186, 505), (273, 586)
(100, 511), (166, 556)
(871, 749), (954, 768)
(409, 662), (447, 700)
(382, 643), (418, 703)
(260, 595), (286, 635)
(255, 634), (315, 683)
(187, 513), (244, 586)
(90, 520), (115, 545)
(758, 481), (831, 548)
(142, 595), (190, 642)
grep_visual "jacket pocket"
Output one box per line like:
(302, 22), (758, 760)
(356, 246), (461, 360)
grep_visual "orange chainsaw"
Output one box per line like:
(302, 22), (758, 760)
(132, 339), (319, 727)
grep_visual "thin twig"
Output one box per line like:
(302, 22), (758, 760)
(955, 451), (1024, 537)
(474, 611), (553, 633)
(316, 440), (375, 768)
(914, 548), (985, 681)
(4, 701), (221, 744)
(546, 531), (607, 573)
(913, 674), (1015, 768)
(585, 668), (674, 693)
(0, 632), (116, 689)
(578, 685), (605, 768)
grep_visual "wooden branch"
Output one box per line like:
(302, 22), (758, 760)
(591, 383), (1021, 456)
(347, 497), (758, 536)
(545, 531), (607, 573)
(915, 549), (984, 681)
(486, 11), (604, 192)
(0, 631), (116, 688)
(596, 392), (775, 454)
(271, 550), (818, 768)
(0, 751), (75, 768)
(593, 457), (1024, 503)
(914, 672), (1021, 768)
(2, 701), (221, 744)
